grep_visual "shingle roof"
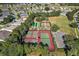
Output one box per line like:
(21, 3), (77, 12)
(0, 30), (11, 40)
(20, 13), (27, 17)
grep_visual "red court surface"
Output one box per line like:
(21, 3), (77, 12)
(24, 30), (55, 50)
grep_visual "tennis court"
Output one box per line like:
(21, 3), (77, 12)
(37, 30), (55, 50)
(24, 31), (38, 43)
(53, 32), (65, 48)
(24, 30), (55, 50)
(40, 32), (50, 46)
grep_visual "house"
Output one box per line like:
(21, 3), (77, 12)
(20, 13), (28, 20)
(0, 18), (26, 32)
(0, 30), (11, 41)
(0, 9), (9, 21)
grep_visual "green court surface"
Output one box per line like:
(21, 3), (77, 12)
(40, 33), (50, 46)
(28, 31), (32, 35)
(40, 33), (49, 39)
(26, 31), (51, 46)
(41, 38), (50, 46)
(32, 22), (41, 27)
(33, 31), (38, 38)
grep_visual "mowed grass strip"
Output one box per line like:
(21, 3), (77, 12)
(49, 16), (75, 35)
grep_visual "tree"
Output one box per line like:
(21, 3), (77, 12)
(9, 28), (20, 43)
(0, 9), (2, 13)
(3, 17), (8, 24)
(0, 9), (3, 16)
(66, 9), (79, 21)
(63, 34), (79, 56)
(32, 42), (37, 47)
(69, 22), (78, 28)
(51, 24), (60, 32)
(8, 7), (12, 13)
(17, 13), (20, 19)
(45, 43), (48, 47)
(2, 14), (15, 24)
(44, 7), (50, 12)
(66, 12), (73, 21)
(36, 17), (48, 22)
(39, 42), (45, 48)
(7, 15), (15, 22)
(0, 41), (24, 56)
(24, 43), (35, 55)
(52, 10), (61, 16)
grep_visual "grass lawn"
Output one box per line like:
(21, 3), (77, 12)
(49, 16), (75, 35)
(25, 46), (65, 56)
(51, 48), (65, 56)
(24, 44), (49, 56)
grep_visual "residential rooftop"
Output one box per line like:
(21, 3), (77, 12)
(0, 30), (11, 40)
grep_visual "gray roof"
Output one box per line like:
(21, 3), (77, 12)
(0, 30), (11, 40)
(0, 10), (9, 21)
(20, 13), (27, 17)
